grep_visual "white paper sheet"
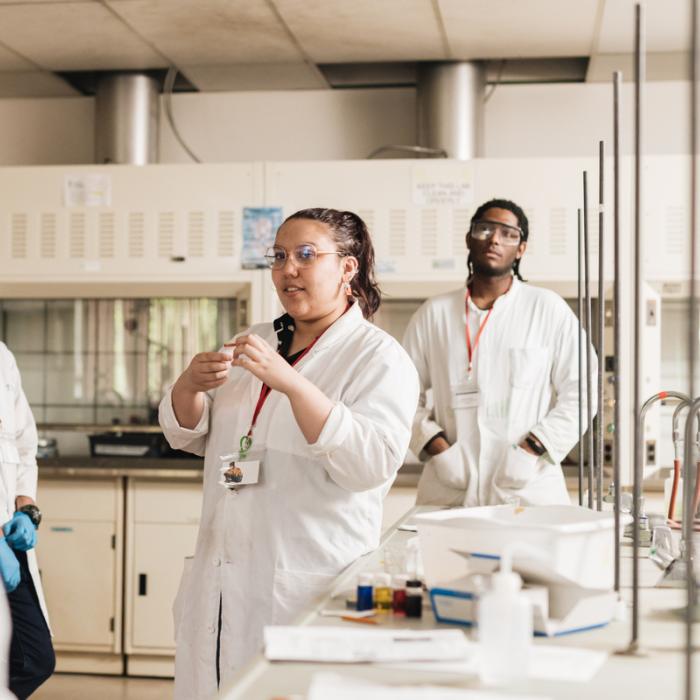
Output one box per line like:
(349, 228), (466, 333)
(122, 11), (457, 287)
(307, 672), (550, 700)
(382, 641), (607, 684)
(264, 626), (471, 663)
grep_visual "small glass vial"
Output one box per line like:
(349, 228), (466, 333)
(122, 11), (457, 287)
(374, 573), (393, 612)
(392, 574), (408, 615)
(405, 579), (423, 618)
(356, 573), (374, 611)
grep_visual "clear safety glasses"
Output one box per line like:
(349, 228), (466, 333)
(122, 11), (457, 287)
(470, 220), (523, 246)
(264, 244), (345, 270)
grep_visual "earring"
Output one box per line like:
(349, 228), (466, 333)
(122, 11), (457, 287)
(343, 281), (352, 296)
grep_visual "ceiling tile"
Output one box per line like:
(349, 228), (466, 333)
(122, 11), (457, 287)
(596, 0), (690, 53)
(0, 70), (79, 97)
(273, 0), (446, 63)
(182, 62), (326, 91)
(439, 0), (600, 59)
(0, 41), (36, 71)
(107, 0), (304, 65)
(0, 2), (167, 71)
(0, 0), (94, 3)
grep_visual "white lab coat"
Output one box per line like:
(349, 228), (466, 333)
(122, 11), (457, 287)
(0, 343), (49, 626)
(159, 302), (419, 700)
(403, 279), (597, 507)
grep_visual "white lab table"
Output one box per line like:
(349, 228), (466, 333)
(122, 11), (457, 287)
(219, 506), (699, 699)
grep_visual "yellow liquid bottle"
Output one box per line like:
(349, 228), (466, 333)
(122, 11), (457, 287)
(374, 573), (393, 612)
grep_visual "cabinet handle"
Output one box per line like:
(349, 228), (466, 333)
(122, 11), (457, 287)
(138, 574), (147, 596)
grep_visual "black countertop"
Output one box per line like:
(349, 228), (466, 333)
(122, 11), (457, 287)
(38, 456), (204, 479)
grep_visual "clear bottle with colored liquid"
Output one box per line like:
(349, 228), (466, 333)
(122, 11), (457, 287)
(392, 574), (408, 615)
(374, 573), (393, 612)
(356, 573), (374, 611)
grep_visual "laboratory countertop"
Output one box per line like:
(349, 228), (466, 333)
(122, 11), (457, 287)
(37, 457), (204, 479)
(37, 458), (422, 484)
(220, 506), (699, 700)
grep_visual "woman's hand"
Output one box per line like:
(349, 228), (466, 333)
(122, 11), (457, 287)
(230, 334), (300, 394)
(177, 351), (231, 394)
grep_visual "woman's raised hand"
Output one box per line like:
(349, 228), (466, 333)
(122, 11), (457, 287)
(230, 334), (299, 394)
(178, 351), (232, 393)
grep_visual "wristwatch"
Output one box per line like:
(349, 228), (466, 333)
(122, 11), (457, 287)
(524, 434), (547, 457)
(19, 504), (42, 530)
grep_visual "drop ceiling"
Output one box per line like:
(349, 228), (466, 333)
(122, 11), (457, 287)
(0, 0), (690, 97)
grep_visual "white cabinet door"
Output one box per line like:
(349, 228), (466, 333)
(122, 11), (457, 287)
(38, 520), (120, 651)
(128, 522), (198, 652)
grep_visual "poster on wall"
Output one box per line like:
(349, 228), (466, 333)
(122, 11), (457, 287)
(241, 207), (284, 269)
(411, 163), (474, 207)
(64, 174), (112, 207)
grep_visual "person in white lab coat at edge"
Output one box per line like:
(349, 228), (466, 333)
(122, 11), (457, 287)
(403, 198), (596, 507)
(160, 208), (419, 699)
(0, 342), (54, 699)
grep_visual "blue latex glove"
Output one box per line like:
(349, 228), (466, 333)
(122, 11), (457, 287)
(0, 539), (20, 593)
(3, 512), (37, 552)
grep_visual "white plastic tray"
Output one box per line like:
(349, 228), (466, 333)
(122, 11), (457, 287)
(415, 505), (632, 591)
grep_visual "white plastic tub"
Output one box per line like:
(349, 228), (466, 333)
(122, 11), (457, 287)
(414, 505), (632, 591)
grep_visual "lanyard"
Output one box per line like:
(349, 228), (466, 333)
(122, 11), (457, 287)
(239, 303), (351, 455)
(465, 288), (494, 377)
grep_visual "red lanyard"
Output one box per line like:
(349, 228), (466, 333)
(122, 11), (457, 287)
(465, 288), (494, 376)
(246, 338), (319, 439)
(245, 303), (352, 440)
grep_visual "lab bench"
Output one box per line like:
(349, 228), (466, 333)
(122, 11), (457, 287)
(34, 458), (415, 678)
(220, 506), (698, 700)
(35, 458), (203, 678)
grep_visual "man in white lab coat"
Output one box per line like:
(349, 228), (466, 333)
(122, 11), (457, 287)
(403, 198), (596, 507)
(0, 342), (53, 698)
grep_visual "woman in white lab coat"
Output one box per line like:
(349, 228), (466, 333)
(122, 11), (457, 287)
(160, 208), (419, 699)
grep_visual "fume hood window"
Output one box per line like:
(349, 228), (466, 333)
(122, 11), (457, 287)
(0, 298), (238, 426)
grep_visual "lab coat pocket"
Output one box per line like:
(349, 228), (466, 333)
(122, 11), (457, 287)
(509, 348), (549, 389)
(428, 442), (468, 491)
(271, 568), (336, 625)
(172, 556), (194, 643)
(0, 439), (20, 466)
(498, 444), (540, 489)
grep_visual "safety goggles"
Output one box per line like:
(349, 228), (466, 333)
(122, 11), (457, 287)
(469, 220), (523, 246)
(264, 244), (345, 270)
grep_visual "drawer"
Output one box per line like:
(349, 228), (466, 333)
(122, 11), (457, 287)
(130, 479), (202, 524)
(39, 478), (121, 522)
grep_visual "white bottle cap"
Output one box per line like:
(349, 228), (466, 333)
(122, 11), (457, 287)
(358, 573), (373, 587)
(492, 570), (523, 593)
(374, 573), (391, 587)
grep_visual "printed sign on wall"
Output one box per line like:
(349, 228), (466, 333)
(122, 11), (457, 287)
(241, 207), (283, 269)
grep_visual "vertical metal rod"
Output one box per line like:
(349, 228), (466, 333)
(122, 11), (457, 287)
(583, 171), (595, 509)
(683, 401), (698, 700)
(578, 208), (584, 506)
(630, 1), (644, 652)
(597, 140), (605, 511)
(612, 70), (622, 595)
(686, 0), (698, 697)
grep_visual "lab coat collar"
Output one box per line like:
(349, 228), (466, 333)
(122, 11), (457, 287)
(269, 300), (364, 360)
(305, 300), (364, 357)
(465, 275), (520, 315)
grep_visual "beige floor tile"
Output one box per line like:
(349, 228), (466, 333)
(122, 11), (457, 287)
(32, 673), (173, 700)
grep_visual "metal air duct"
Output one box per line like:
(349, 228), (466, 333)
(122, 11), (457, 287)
(95, 73), (160, 164)
(417, 62), (485, 159)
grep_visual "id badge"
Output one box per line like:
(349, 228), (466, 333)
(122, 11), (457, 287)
(451, 381), (480, 410)
(218, 447), (265, 490)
